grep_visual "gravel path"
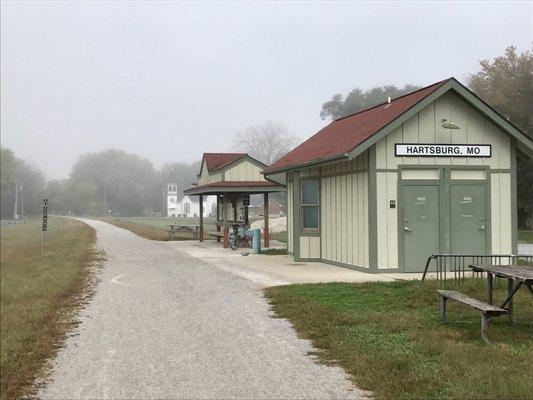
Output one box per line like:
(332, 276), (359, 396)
(38, 219), (365, 399)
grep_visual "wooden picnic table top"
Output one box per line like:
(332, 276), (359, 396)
(469, 264), (533, 283)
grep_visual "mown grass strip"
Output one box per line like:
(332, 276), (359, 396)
(265, 279), (533, 400)
(518, 229), (533, 244)
(100, 217), (213, 241)
(0, 217), (101, 399)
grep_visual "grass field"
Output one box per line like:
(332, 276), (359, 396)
(518, 230), (533, 244)
(0, 217), (100, 399)
(101, 216), (289, 245)
(100, 216), (218, 241)
(265, 278), (533, 400)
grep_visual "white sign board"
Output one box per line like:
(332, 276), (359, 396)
(395, 144), (491, 157)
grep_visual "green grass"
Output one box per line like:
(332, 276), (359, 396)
(100, 216), (218, 241)
(265, 279), (533, 400)
(518, 230), (533, 244)
(261, 248), (288, 255)
(0, 217), (100, 399)
(269, 230), (287, 242)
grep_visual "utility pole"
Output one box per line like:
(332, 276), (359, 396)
(20, 183), (24, 221)
(13, 181), (18, 221)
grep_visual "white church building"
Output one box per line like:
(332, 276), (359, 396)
(166, 183), (216, 218)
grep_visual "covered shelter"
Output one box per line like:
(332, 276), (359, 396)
(184, 153), (283, 248)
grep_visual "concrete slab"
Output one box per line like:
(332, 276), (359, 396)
(169, 240), (395, 286)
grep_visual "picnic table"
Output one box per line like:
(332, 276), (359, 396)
(469, 264), (533, 323)
(168, 224), (199, 239)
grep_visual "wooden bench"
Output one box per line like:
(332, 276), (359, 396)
(168, 225), (199, 239)
(208, 231), (224, 239)
(437, 290), (507, 344)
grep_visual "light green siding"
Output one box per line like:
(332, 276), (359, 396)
(491, 172), (512, 253)
(299, 236), (320, 259)
(375, 91), (513, 269)
(198, 158), (268, 186)
(320, 154), (369, 268)
(224, 159), (264, 181)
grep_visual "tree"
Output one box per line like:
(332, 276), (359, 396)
(0, 147), (46, 219)
(320, 84), (421, 120)
(67, 149), (157, 216)
(467, 45), (533, 227)
(232, 121), (298, 165)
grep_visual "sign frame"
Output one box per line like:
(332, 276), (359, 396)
(395, 143), (492, 158)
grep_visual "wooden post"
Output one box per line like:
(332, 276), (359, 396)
(216, 196), (221, 242)
(486, 273), (493, 305)
(199, 194), (204, 242)
(223, 194), (229, 248)
(263, 192), (269, 248)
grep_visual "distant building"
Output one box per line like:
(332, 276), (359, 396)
(166, 183), (180, 217)
(180, 195), (217, 218)
(167, 183), (216, 218)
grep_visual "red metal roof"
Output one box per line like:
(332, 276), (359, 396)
(195, 181), (279, 188)
(265, 79), (451, 173)
(201, 153), (247, 172)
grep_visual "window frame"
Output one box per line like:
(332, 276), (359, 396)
(300, 178), (320, 234)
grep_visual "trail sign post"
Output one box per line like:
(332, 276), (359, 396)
(41, 199), (48, 257)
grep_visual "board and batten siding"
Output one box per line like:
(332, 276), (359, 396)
(224, 160), (264, 182)
(375, 91), (512, 269)
(320, 154), (370, 268)
(292, 155), (370, 267)
(197, 161), (223, 186)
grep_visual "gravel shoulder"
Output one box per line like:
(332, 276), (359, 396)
(38, 219), (367, 399)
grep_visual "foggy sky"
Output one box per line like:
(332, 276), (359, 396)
(1, 1), (531, 179)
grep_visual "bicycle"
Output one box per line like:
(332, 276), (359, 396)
(228, 225), (253, 250)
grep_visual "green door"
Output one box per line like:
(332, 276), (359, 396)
(450, 185), (487, 254)
(402, 185), (440, 272)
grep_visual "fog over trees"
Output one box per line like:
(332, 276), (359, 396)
(232, 121), (298, 165)
(1, 46), (531, 225)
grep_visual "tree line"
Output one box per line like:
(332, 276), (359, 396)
(0, 148), (200, 218)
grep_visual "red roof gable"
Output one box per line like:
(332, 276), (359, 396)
(201, 153), (247, 173)
(266, 79), (451, 173)
(195, 181), (279, 188)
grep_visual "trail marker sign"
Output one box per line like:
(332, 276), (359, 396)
(42, 199), (48, 231)
(41, 199), (48, 257)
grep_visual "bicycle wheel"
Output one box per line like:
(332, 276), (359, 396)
(229, 232), (238, 250)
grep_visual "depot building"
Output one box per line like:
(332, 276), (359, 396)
(264, 78), (533, 273)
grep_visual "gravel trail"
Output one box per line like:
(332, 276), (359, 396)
(38, 219), (365, 399)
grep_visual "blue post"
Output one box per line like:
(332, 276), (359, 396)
(252, 228), (261, 254)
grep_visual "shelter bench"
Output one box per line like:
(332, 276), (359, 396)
(437, 290), (507, 344)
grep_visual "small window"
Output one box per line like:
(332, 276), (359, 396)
(301, 179), (319, 232)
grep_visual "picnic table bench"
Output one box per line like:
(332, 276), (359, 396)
(168, 224), (199, 239)
(437, 290), (507, 343)
(437, 264), (533, 343)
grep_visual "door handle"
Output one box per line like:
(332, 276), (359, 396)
(479, 226), (485, 231)
(404, 227), (412, 232)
